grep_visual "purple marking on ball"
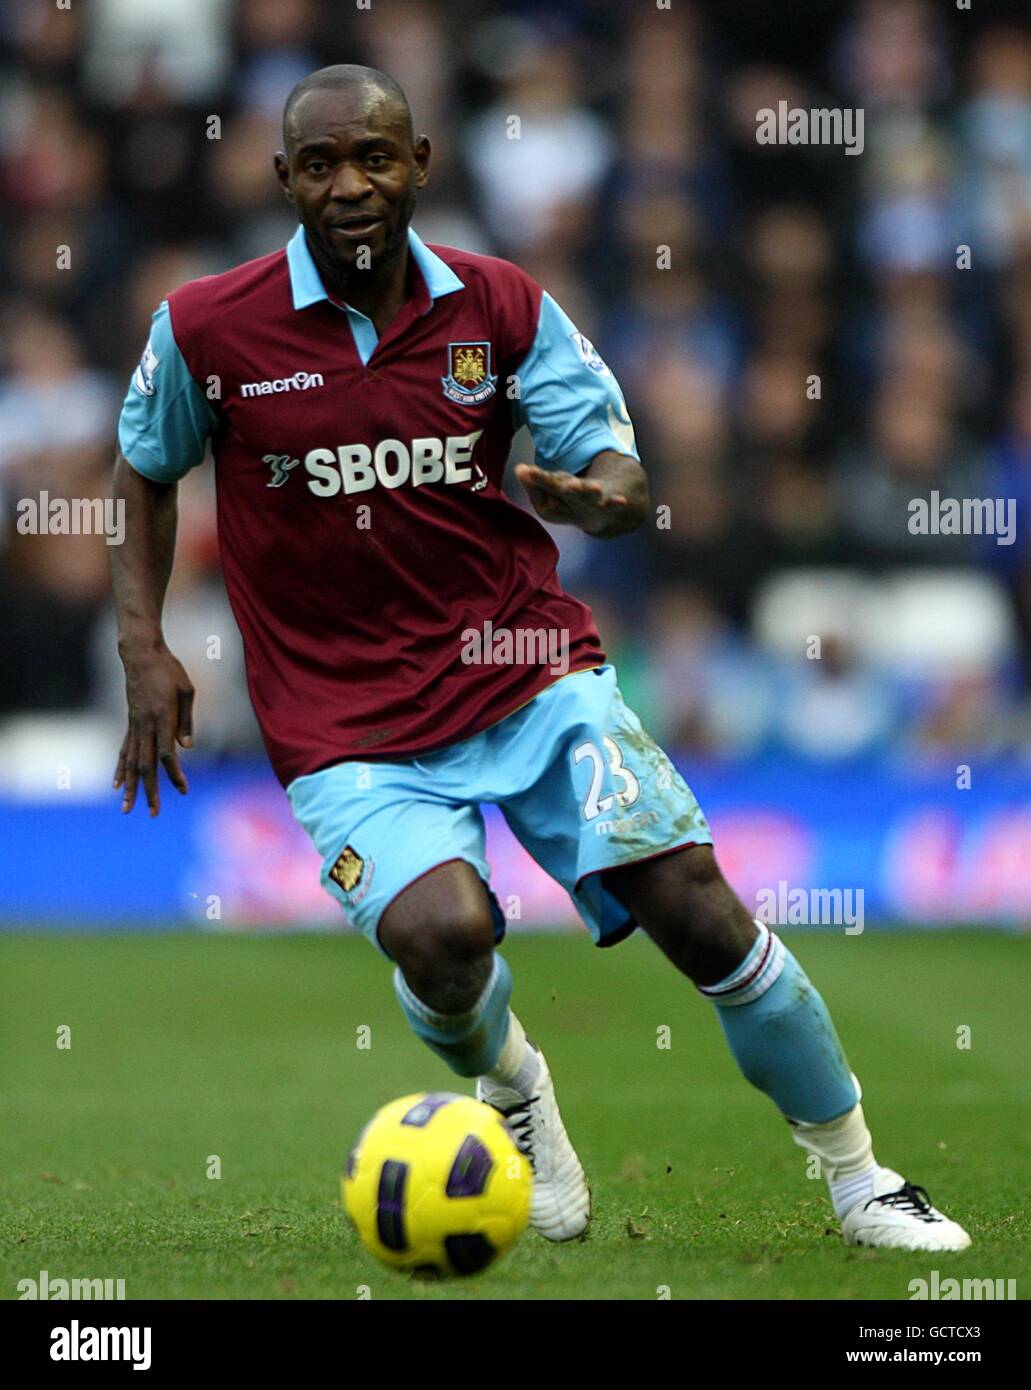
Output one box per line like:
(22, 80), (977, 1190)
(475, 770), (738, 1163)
(401, 1092), (458, 1128)
(376, 1159), (409, 1251)
(446, 1135), (494, 1198)
(445, 1232), (496, 1274)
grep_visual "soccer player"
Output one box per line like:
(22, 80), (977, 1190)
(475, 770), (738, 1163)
(110, 65), (969, 1252)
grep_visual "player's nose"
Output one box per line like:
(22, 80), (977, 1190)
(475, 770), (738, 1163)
(328, 161), (375, 203)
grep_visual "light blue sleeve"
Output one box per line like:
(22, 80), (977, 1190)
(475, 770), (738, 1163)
(118, 301), (218, 482)
(512, 292), (640, 475)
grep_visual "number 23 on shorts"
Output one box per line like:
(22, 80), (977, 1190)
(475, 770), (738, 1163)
(574, 737), (641, 821)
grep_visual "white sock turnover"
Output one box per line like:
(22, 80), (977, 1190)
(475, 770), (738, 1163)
(790, 1099), (879, 1220)
(486, 1011), (541, 1094)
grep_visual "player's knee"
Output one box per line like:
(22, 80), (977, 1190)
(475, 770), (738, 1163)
(383, 905), (495, 1014)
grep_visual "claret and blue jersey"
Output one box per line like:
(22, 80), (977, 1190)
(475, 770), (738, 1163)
(118, 226), (640, 785)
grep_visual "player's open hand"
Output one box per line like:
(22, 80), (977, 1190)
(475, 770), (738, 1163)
(113, 642), (194, 817)
(515, 463), (631, 536)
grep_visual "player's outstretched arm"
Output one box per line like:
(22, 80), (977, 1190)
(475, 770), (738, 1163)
(515, 450), (649, 539)
(109, 451), (195, 818)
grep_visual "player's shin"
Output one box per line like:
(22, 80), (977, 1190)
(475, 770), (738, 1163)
(392, 952), (512, 1078)
(699, 920), (858, 1122)
(699, 920), (880, 1212)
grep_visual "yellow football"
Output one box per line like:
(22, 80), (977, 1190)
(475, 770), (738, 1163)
(342, 1092), (532, 1276)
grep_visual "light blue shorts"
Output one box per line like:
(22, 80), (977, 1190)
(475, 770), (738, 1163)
(286, 665), (712, 955)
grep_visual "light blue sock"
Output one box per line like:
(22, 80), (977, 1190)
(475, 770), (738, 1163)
(393, 953), (513, 1078)
(699, 921), (858, 1123)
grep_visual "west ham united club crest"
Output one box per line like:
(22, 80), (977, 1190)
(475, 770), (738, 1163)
(329, 845), (365, 894)
(442, 342), (497, 405)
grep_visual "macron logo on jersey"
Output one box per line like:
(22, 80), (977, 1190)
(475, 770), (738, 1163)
(241, 370), (325, 398)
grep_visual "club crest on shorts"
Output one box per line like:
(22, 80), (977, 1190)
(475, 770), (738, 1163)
(442, 342), (497, 405)
(329, 845), (364, 893)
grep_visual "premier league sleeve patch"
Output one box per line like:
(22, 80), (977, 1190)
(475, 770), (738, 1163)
(442, 342), (498, 405)
(570, 331), (611, 376)
(133, 337), (160, 396)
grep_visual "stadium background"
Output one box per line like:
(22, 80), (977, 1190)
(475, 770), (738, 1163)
(1, 0), (1029, 930)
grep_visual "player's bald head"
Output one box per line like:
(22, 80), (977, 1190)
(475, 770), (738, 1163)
(282, 65), (414, 152)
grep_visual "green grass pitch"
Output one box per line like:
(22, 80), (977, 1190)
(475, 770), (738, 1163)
(1, 929), (1027, 1301)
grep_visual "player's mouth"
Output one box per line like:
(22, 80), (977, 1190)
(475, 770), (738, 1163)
(328, 216), (385, 240)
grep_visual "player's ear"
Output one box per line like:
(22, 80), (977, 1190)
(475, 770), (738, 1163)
(413, 134), (431, 189)
(274, 151), (294, 202)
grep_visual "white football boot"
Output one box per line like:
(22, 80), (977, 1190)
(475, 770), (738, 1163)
(841, 1168), (971, 1251)
(477, 1049), (591, 1242)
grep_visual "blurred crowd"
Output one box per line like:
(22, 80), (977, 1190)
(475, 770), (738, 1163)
(1, 0), (1030, 775)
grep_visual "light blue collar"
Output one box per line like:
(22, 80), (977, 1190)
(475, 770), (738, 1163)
(286, 224), (464, 311)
